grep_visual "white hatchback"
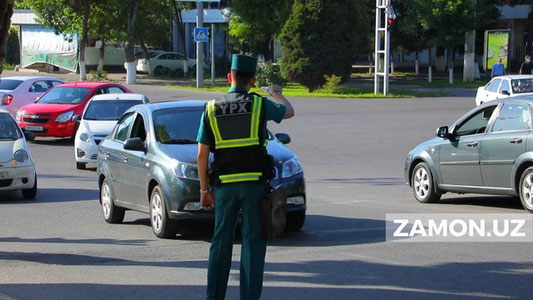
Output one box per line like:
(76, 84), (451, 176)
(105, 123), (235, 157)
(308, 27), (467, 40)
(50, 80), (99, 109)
(0, 108), (37, 199)
(74, 93), (149, 169)
(475, 75), (533, 106)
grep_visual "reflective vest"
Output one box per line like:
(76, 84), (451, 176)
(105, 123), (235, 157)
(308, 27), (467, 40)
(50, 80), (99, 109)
(205, 92), (274, 185)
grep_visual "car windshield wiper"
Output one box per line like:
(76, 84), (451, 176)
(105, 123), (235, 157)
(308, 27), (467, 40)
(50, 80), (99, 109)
(161, 138), (197, 144)
(0, 137), (17, 140)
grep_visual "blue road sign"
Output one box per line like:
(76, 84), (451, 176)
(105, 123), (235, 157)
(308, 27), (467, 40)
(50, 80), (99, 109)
(194, 27), (209, 43)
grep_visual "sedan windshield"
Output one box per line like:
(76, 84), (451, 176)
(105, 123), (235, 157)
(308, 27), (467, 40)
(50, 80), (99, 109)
(38, 87), (91, 104)
(0, 113), (22, 140)
(0, 79), (23, 91)
(84, 100), (143, 120)
(511, 79), (533, 94)
(153, 107), (203, 144)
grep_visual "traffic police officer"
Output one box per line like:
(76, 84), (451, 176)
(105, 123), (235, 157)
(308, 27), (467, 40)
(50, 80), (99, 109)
(197, 54), (294, 300)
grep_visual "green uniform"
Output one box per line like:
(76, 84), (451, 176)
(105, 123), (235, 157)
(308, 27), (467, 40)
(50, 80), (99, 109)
(197, 86), (286, 300)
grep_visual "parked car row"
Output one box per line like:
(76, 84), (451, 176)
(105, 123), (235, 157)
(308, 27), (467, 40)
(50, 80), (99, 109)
(0, 76), (307, 239)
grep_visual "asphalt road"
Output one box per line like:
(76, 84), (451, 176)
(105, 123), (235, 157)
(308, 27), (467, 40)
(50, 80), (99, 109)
(1, 84), (532, 299)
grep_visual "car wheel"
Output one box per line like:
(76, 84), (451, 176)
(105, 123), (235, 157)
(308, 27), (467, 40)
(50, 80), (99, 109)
(100, 178), (125, 223)
(285, 210), (305, 231)
(154, 66), (164, 76)
(21, 174), (37, 200)
(150, 186), (176, 238)
(76, 162), (86, 170)
(411, 162), (441, 203)
(519, 167), (533, 213)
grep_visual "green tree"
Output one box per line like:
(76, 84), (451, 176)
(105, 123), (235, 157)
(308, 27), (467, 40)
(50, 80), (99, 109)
(229, 0), (293, 58)
(6, 27), (19, 65)
(280, 0), (370, 92)
(28, 0), (91, 80)
(393, 0), (430, 73)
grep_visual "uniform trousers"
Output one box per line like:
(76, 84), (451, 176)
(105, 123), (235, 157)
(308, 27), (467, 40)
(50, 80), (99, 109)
(207, 182), (267, 300)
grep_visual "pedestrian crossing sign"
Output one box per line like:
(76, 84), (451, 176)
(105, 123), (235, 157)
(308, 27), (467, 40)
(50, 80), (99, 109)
(194, 27), (209, 43)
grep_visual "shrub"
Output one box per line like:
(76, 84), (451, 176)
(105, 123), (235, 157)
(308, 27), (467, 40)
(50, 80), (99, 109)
(322, 74), (342, 93)
(89, 70), (109, 81)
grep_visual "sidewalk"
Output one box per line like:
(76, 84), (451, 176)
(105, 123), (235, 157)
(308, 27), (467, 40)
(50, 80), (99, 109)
(1, 69), (228, 87)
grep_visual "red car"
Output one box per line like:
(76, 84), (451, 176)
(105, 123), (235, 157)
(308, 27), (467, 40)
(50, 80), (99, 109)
(16, 82), (131, 138)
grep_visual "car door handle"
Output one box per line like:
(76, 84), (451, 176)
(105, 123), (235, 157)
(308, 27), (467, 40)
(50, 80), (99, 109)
(510, 138), (523, 144)
(123, 155), (128, 163)
(467, 141), (478, 147)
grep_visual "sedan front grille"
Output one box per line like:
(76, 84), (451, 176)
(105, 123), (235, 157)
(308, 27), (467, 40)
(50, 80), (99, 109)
(23, 117), (49, 124)
(91, 154), (98, 160)
(0, 179), (13, 187)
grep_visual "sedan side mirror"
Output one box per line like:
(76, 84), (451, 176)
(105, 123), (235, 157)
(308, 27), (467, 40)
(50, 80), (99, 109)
(436, 126), (450, 139)
(501, 90), (510, 96)
(124, 137), (146, 152)
(275, 133), (291, 144)
(72, 115), (81, 123)
(24, 130), (35, 142)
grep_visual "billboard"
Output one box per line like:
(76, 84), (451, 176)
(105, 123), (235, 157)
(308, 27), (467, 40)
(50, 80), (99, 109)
(484, 30), (510, 71)
(20, 25), (78, 72)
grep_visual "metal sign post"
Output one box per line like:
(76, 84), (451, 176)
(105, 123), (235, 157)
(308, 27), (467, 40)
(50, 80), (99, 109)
(374, 0), (394, 95)
(179, 0), (220, 88)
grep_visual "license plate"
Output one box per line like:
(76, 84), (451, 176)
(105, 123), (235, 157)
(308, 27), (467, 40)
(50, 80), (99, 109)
(25, 125), (43, 132)
(0, 172), (8, 179)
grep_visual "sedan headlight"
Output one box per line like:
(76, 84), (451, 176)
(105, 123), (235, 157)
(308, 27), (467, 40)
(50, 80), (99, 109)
(282, 157), (303, 178)
(172, 161), (199, 180)
(79, 132), (90, 142)
(14, 149), (29, 163)
(55, 110), (74, 123)
(16, 110), (25, 121)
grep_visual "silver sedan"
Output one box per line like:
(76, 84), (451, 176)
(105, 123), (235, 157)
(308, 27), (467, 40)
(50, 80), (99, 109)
(405, 97), (533, 212)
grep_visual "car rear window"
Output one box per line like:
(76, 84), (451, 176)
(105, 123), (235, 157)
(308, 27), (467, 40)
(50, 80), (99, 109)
(511, 79), (533, 94)
(84, 100), (143, 120)
(153, 107), (203, 144)
(38, 87), (92, 104)
(0, 113), (22, 140)
(0, 79), (23, 91)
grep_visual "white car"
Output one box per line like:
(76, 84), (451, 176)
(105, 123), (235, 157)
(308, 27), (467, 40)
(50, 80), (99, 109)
(136, 52), (197, 75)
(74, 93), (149, 170)
(122, 50), (165, 71)
(0, 76), (64, 116)
(0, 108), (37, 199)
(475, 75), (533, 106)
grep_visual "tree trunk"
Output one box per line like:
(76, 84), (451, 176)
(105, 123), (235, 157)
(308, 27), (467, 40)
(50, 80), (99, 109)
(140, 38), (152, 76)
(171, 0), (188, 58)
(125, 0), (140, 84)
(415, 50), (419, 75)
(97, 39), (105, 72)
(0, 0), (15, 76)
(79, 0), (89, 81)
(447, 47), (454, 84)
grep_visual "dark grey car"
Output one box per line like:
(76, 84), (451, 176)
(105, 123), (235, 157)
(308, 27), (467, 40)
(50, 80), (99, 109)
(97, 101), (306, 238)
(405, 97), (533, 212)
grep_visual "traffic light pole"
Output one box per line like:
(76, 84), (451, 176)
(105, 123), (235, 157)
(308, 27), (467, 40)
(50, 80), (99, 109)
(374, 0), (393, 95)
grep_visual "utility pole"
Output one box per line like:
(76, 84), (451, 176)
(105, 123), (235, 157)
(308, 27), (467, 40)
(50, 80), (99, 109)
(374, 0), (395, 95)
